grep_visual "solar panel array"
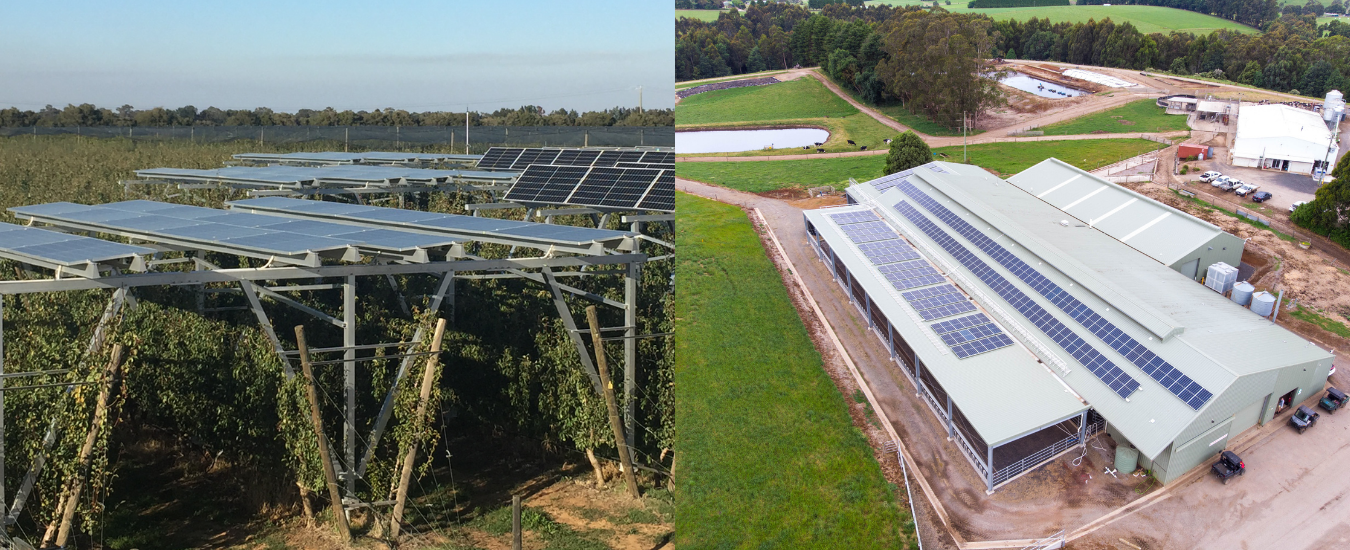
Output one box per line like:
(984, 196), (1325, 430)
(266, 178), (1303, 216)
(901, 284), (958, 301)
(927, 313), (1014, 358)
(930, 313), (992, 335)
(9, 200), (457, 256)
(829, 210), (880, 225)
(896, 181), (1212, 409)
(839, 221), (896, 244)
(917, 301), (978, 321)
(870, 169), (915, 192)
(477, 148), (674, 170)
(614, 162), (675, 170)
(227, 197), (632, 246)
(0, 221), (154, 266)
(893, 199), (1142, 400)
(502, 165), (674, 212)
(877, 261), (945, 291)
(856, 240), (922, 264)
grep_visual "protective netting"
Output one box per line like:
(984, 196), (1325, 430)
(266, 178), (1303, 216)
(0, 125), (674, 151)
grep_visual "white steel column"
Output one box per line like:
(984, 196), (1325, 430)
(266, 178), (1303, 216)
(343, 275), (356, 497)
(624, 261), (638, 450)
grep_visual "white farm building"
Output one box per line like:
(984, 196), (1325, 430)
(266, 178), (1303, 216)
(1231, 104), (1338, 176)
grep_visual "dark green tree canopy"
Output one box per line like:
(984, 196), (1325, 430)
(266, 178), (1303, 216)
(884, 131), (932, 175)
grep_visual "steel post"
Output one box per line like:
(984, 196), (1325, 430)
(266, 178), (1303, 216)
(542, 268), (604, 394)
(1, 294), (5, 516)
(624, 261), (638, 450)
(343, 275), (356, 497)
(986, 443), (996, 494)
(945, 395), (955, 438)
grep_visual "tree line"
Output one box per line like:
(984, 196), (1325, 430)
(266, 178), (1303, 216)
(678, 4), (1350, 128)
(1074, 0), (1279, 28)
(0, 104), (674, 128)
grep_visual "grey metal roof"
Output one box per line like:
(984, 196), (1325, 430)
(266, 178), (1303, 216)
(1006, 159), (1239, 267)
(804, 205), (1087, 447)
(231, 152), (483, 164)
(842, 161), (1334, 459)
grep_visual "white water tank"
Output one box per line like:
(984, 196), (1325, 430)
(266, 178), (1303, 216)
(1231, 281), (1254, 306)
(1251, 291), (1276, 316)
(1206, 262), (1238, 294)
(1327, 90), (1345, 123)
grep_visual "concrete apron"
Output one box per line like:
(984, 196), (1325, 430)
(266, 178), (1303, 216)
(702, 181), (1334, 550)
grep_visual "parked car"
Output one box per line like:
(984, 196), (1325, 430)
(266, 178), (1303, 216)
(1290, 200), (1308, 212)
(1320, 387), (1347, 414)
(1290, 405), (1319, 433)
(1211, 176), (1231, 188)
(1234, 183), (1259, 196)
(1199, 171), (1222, 182)
(1252, 191), (1273, 203)
(1220, 178), (1243, 191)
(1211, 450), (1245, 484)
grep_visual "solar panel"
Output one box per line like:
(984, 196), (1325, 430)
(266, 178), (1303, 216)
(894, 199), (1144, 400)
(838, 221), (896, 244)
(556, 149), (601, 166)
(502, 165), (673, 212)
(227, 197), (632, 247)
(896, 181), (1211, 409)
(870, 169), (914, 192)
(614, 162), (675, 170)
(901, 284), (959, 302)
(829, 211), (879, 225)
(0, 221), (154, 266)
(476, 148), (525, 169)
(640, 151), (674, 164)
(856, 240), (921, 265)
(930, 313), (992, 335)
(9, 200), (458, 257)
(909, 292), (968, 312)
(917, 301), (977, 321)
(951, 333), (1014, 358)
(939, 322), (1005, 346)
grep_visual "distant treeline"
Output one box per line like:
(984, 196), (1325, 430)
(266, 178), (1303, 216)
(968, 0), (1068, 8)
(0, 104), (674, 128)
(1073, 0), (1278, 27)
(678, 3), (1350, 118)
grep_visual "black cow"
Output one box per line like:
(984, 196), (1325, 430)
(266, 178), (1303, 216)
(816, 148), (825, 153)
(884, 138), (893, 144)
(847, 139), (856, 145)
(860, 146), (867, 151)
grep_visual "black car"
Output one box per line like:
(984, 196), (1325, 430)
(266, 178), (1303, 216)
(1291, 405), (1319, 433)
(1211, 450), (1245, 484)
(1251, 191), (1272, 202)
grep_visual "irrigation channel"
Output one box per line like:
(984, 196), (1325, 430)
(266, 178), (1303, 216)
(676, 127), (830, 153)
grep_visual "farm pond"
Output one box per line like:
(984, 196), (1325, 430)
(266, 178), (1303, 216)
(999, 72), (1085, 98)
(676, 127), (830, 154)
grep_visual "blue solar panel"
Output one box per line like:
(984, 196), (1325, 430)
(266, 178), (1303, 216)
(895, 182), (1211, 409)
(930, 313), (992, 335)
(939, 323), (1005, 346)
(952, 333), (1014, 358)
(0, 221), (154, 266)
(829, 211), (879, 225)
(856, 240), (921, 265)
(870, 170), (913, 192)
(901, 284), (959, 302)
(909, 292), (969, 312)
(227, 197), (631, 245)
(917, 301), (977, 321)
(893, 200), (1142, 400)
(839, 221), (896, 244)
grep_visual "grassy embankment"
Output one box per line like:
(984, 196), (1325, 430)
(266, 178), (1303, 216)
(675, 192), (911, 548)
(1039, 99), (1192, 135)
(676, 9), (726, 22)
(677, 70), (792, 90)
(677, 77), (903, 156)
(677, 138), (1166, 192)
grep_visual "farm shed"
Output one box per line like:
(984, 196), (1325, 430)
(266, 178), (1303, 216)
(1231, 104), (1339, 175)
(805, 161), (1334, 490)
(1177, 143), (1212, 160)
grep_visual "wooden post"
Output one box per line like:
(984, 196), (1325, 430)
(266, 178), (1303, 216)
(389, 318), (447, 539)
(512, 495), (522, 550)
(295, 325), (351, 542)
(297, 482), (315, 528)
(584, 306), (639, 498)
(55, 343), (124, 547)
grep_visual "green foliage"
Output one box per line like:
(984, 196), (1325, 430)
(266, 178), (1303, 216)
(676, 78), (858, 126)
(1290, 159), (1350, 249)
(885, 130), (933, 174)
(675, 193), (909, 548)
(876, 12), (1005, 130)
(1288, 305), (1350, 338)
(1039, 99), (1191, 135)
(968, 0), (1068, 7)
(676, 138), (1167, 191)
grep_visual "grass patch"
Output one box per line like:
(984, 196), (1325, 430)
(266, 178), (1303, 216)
(824, 75), (978, 137)
(1169, 189), (1299, 241)
(677, 77), (858, 126)
(675, 193), (908, 548)
(863, 2), (1257, 34)
(469, 505), (608, 550)
(677, 138), (1166, 191)
(1040, 99), (1191, 135)
(1288, 305), (1350, 339)
(676, 9), (726, 22)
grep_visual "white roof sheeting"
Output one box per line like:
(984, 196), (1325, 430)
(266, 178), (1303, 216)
(1232, 104), (1337, 163)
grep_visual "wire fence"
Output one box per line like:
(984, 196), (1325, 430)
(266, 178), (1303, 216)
(0, 125), (674, 151)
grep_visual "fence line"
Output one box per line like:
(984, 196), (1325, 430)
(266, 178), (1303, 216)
(0, 125), (674, 149)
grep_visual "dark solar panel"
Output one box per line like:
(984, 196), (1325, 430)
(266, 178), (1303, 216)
(640, 151), (674, 164)
(894, 199), (1144, 400)
(828, 211), (879, 225)
(951, 333), (1014, 358)
(477, 147), (524, 169)
(909, 292), (968, 312)
(901, 284), (959, 302)
(939, 322), (1004, 346)
(869, 169), (914, 192)
(502, 165), (673, 212)
(508, 149), (562, 170)
(636, 172), (675, 212)
(593, 151), (624, 166)
(896, 181), (1210, 408)
(555, 149), (601, 166)
(930, 313), (992, 335)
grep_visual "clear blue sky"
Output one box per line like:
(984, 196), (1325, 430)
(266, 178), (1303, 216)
(0, 0), (674, 113)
